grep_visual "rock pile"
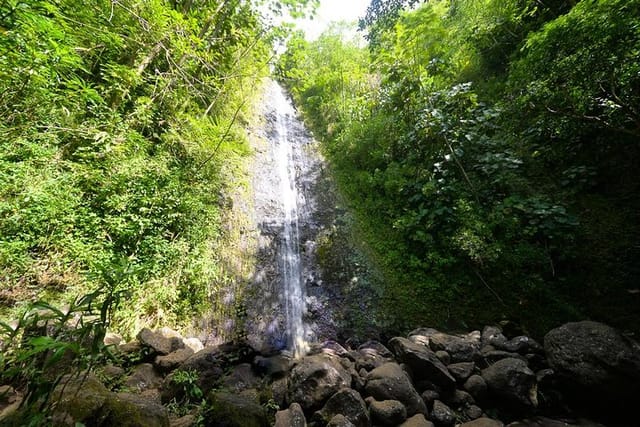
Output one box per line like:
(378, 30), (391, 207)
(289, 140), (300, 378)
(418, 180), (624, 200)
(2, 321), (638, 426)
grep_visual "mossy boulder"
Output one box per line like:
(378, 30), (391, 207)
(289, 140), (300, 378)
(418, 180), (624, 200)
(50, 373), (169, 426)
(206, 391), (268, 427)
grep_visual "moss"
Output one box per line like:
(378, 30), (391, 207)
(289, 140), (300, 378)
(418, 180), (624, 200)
(205, 391), (268, 427)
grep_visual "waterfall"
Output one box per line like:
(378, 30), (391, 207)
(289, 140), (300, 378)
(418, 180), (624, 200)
(273, 85), (309, 357)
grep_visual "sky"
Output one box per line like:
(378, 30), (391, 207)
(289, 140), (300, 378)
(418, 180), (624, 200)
(297, 0), (370, 40)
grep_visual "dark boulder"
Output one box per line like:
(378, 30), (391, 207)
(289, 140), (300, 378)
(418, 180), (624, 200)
(154, 347), (194, 373)
(502, 336), (542, 355)
(447, 362), (475, 383)
(287, 354), (352, 411)
(365, 362), (427, 416)
(399, 414), (435, 427)
(124, 363), (163, 392)
(327, 414), (356, 427)
(481, 327), (508, 348)
(275, 402), (307, 427)
(355, 341), (394, 371)
(369, 399), (408, 426)
(137, 327), (184, 356)
(254, 354), (291, 378)
(463, 375), (488, 402)
(388, 337), (456, 392)
(506, 417), (605, 426)
(544, 321), (640, 417)
(51, 374), (169, 427)
(482, 358), (537, 410)
(461, 418), (504, 427)
(314, 388), (370, 427)
(429, 400), (455, 426)
(207, 391), (268, 427)
(429, 332), (480, 363)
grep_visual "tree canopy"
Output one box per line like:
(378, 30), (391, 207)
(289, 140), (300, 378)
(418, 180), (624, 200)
(279, 0), (640, 335)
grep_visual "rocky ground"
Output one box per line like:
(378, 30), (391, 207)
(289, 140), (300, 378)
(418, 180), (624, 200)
(2, 320), (638, 426)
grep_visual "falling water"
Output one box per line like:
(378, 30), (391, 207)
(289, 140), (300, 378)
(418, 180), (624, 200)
(272, 85), (309, 357)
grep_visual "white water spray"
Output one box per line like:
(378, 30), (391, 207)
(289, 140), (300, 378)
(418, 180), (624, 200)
(273, 85), (309, 357)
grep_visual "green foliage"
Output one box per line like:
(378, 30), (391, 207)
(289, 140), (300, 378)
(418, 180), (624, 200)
(0, 289), (118, 424)
(0, 0), (275, 332)
(279, 0), (640, 334)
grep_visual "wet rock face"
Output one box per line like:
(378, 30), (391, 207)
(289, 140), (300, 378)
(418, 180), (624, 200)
(544, 321), (640, 412)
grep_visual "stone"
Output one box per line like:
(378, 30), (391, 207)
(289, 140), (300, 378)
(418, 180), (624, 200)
(463, 375), (488, 402)
(287, 354), (352, 411)
(365, 362), (427, 416)
(482, 358), (537, 409)
(254, 354), (291, 378)
(435, 351), (451, 365)
(506, 417), (605, 426)
(309, 340), (350, 358)
(51, 374), (169, 427)
(544, 321), (640, 411)
(448, 389), (475, 408)
(369, 399), (407, 426)
(388, 337), (456, 392)
(358, 340), (393, 357)
(408, 328), (440, 339)
(51, 374), (110, 425)
(271, 377), (289, 407)
(182, 337), (204, 353)
(447, 362), (475, 382)
(137, 328), (184, 356)
(173, 345), (230, 395)
(399, 414), (435, 427)
(108, 393), (170, 427)
(461, 418), (504, 427)
(355, 341), (394, 371)
(315, 388), (369, 427)
(429, 400), (455, 426)
(155, 347), (194, 372)
(480, 350), (526, 365)
(503, 336), (542, 354)
(420, 390), (439, 410)
(125, 363), (163, 392)
(464, 404), (483, 420)
(208, 391), (268, 427)
(0, 386), (22, 422)
(481, 326), (507, 348)
(351, 367), (366, 392)
(429, 333), (480, 363)
(171, 414), (197, 427)
(104, 332), (123, 346)
(118, 340), (143, 358)
(101, 364), (125, 382)
(275, 402), (307, 427)
(327, 414), (356, 427)
(222, 363), (260, 393)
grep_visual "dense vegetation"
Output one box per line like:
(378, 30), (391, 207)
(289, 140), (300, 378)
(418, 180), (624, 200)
(278, 0), (640, 336)
(0, 0), (319, 333)
(0, 0), (320, 422)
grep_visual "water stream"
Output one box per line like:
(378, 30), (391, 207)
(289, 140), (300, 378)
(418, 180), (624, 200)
(246, 81), (327, 357)
(273, 85), (308, 357)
